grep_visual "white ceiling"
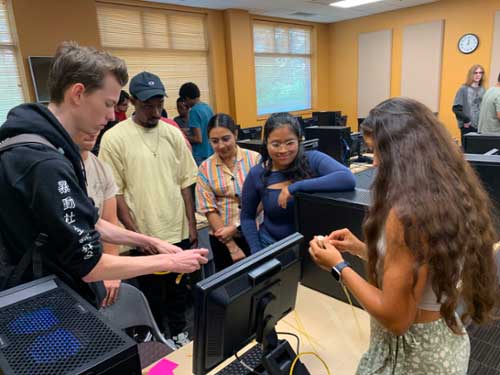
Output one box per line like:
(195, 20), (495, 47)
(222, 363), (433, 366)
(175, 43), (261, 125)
(148, 0), (439, 23)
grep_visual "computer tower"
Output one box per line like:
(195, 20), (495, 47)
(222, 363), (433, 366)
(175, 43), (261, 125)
(463, 132), (500, 154)
(0, 276), (141, 375)
(304, 126), (351, 166)
(465, 153), (500, 234)
(237, 126), (262, 141)
(295, 189), (371, 308)
(312, 111), (341, 127)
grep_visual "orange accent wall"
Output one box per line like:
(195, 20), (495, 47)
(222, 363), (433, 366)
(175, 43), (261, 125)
(329, 0), (500, 140)
(11, 0), (102, 102)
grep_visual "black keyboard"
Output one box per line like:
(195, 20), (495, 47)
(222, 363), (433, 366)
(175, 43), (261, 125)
(215, 344), (263, 375)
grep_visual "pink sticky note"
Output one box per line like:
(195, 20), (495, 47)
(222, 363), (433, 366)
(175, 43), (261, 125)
(148, 358), (179, 375)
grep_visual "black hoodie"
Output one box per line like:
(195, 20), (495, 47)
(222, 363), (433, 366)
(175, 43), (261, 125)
(0, 103), (103, 303)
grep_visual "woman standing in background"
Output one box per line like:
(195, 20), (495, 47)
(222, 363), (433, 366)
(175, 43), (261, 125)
(452, 64), (486, 144)
(196, 114), (261, 272)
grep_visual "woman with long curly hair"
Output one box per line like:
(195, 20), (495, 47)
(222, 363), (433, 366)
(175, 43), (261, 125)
(309, 97), (499, 374)
(241, 112), (355, 253)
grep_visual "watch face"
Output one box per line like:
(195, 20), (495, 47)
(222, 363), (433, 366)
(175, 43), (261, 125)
(331, 266), (341, 281)
(458, 34), (479, 54)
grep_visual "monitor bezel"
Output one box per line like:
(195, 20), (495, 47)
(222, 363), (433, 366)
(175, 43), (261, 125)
(193, 232), (303, 375)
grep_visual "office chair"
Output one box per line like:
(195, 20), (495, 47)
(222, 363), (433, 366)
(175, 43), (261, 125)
(99, 283), (175, 368)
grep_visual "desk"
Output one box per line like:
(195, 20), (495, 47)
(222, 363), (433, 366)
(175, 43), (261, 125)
(143, 285), (370, 375)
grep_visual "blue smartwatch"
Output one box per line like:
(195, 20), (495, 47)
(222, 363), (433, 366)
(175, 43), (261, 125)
(331, 260), (351, 282)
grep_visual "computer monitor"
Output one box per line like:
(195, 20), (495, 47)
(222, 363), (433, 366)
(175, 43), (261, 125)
(302, 117), (315, 128)
(312, 111), (341, 127)
(238, 126), (262, 141)
(304, 126), (351, 166)
(193, 233), (309, 375)
(350, 131), (373, 164)
(294, 116), (305, 129)
(28, 56), (53, 103)
(463, 132), (500, 154)
(357, 118), (365, 132)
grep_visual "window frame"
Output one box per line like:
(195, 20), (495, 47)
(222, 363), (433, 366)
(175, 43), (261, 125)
(0, 0), (28, 120)
(95, 1), (213, 117)
(252, 20), (313, 117)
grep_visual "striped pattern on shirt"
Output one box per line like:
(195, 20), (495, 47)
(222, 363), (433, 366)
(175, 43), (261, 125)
(196, 146), (261, 227)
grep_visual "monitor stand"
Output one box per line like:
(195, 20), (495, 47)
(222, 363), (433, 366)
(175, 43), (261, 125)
(256, 292), (311, 375)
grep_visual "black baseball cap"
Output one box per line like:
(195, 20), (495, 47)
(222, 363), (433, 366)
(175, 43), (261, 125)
(129, 71), (167, 101)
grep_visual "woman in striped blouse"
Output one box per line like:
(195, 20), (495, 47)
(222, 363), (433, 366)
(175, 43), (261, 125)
(196, 114), (261, 272)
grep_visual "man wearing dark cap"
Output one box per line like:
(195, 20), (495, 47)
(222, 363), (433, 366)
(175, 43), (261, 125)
(99, 71), (198, 348)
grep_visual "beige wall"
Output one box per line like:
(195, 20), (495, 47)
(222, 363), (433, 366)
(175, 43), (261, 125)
(329, 0), (500, 140)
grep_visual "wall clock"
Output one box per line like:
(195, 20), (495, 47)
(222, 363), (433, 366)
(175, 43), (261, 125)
(458, 33), (479, 54)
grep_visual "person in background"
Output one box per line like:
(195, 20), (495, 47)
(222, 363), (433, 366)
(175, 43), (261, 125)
(77, 131), (121, 307)
(115, 90), (130, 122)
(240, 112), (355, 254)
(179, 82), (214, 165)
(310, 97), (499, 374)
(99, 71), (199, 348)
(196, 114), (261, 272)
(478, 72), (500, 133)
(174, 97), (190, 131)
(92, 90), (130, 155)
(452, 65), (486, 144)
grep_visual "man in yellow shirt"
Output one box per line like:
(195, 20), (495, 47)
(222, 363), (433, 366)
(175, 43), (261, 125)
(99, 71), (198, 348)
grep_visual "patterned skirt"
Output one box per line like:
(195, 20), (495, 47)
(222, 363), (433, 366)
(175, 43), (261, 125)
(356, 317), (470, 374)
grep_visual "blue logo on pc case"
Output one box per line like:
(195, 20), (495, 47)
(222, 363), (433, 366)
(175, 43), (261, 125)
(8, 308), (59, 334)
(30, 328), (81, 364)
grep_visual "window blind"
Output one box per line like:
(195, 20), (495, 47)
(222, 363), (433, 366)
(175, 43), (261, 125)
(0, 0), (24, 123)
(96, 3), (211, 118)
(253, 21), (311, 115)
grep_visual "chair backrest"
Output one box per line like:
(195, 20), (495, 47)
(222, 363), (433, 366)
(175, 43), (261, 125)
(99, 283), (169, 346)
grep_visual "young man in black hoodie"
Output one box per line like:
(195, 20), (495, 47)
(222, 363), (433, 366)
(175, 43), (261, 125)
(0, 42), (208, 305)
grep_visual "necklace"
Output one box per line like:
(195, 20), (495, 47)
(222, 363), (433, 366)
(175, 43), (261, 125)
(134, 119), (160, 157)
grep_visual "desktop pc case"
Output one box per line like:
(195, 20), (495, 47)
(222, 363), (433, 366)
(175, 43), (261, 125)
(304, 126), (351, 166)
(0, 276), (141, 375)
(295, 189), (371, 308)
(465, 153), (500, 233)
(312, 111), (341, 127)
(463, 132), (500, 154)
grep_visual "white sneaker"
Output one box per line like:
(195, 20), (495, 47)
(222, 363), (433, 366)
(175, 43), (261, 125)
(171, 331), (190, 348)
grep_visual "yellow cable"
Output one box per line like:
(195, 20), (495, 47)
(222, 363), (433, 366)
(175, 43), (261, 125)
(281, 320), (322, 349)
(293, 311), (322, 353)
(151, 271), (184, 285)
(340, 282), (364, 339)
(288, 351), (331, 375)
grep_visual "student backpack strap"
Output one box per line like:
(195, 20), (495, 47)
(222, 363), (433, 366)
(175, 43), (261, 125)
(0, 133), (57, 153)
(0, 134), (55, 290)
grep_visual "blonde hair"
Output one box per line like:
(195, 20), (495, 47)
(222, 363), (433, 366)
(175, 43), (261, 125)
(464, 64), (486, 87)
